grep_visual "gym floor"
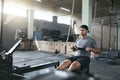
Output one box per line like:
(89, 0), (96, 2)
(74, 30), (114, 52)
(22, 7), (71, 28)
(13, 50), (120, 80)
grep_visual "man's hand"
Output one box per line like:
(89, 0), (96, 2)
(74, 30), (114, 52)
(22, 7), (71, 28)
(85, 47), (93, 52)
(70, 46), (76, 51)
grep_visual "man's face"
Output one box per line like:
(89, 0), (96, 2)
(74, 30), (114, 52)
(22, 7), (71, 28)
(80, 28), (88, 36)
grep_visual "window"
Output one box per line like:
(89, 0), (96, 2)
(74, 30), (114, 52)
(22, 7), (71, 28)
(58, 16), (70, 25)
(0, 5), (27, 17)
(34, 10), (53, 22)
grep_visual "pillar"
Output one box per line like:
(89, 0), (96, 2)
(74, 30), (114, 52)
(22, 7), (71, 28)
(82, 0), (92, 36)
(118, 16), (120, 50)
(27, 9), (34, 39)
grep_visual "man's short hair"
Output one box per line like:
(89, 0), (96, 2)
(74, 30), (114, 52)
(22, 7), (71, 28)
(80, 25), (89, 33)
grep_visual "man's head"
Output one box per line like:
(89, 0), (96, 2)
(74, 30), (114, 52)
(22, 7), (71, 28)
(79, 25), (89, 36)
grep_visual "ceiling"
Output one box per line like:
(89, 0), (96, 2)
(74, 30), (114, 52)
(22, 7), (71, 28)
(3, 0), (120, 17)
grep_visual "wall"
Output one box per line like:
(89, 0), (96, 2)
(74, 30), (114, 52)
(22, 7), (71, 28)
(36, 41), (75, 54)
(2, 13), (118, 51)
(73, 16), (118, 51)
(2, 14), (69, 50)
(34, 20), (69, 34)
(93, 16), (117, 51)
(3, 14), (27, 50)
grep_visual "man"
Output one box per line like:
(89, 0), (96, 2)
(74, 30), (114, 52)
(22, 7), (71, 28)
(56, 25), (100, 73)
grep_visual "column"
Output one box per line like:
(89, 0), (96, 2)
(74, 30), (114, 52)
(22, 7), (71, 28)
(118, 16), (120, 50)
(27, 9), (34, 39)
(82, 0), (92, 36)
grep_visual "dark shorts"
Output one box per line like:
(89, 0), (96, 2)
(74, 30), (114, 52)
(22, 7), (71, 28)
(66, 56), (90, 70)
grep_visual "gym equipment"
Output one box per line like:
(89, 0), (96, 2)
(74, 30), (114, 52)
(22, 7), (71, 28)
(105, 50), (120, 65)
(0, 38), (97, 80)
(72, 46), (86, 51)
(0, 38), (59, 80)
(24, 70), (100, 80)
(13, 61), (59, 74)
(0, 38), (22, 80)
(117, 51), (120, 59)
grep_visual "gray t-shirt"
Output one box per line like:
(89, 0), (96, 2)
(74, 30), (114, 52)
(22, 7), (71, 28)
(75, 36), (100, 58)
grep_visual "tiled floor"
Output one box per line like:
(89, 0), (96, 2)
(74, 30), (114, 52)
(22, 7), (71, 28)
(13, 50), (120, 80)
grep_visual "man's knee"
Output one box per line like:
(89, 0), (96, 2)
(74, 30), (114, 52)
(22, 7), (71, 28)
(71, 61), (81, 69)
(72, 61), (81, 65)
(56, 59), (72, 70)
(63, 59), (72, 65)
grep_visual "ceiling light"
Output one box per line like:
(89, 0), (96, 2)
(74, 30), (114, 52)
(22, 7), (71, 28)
(36, 0), (42, 2)
(60, 7), (70, 12)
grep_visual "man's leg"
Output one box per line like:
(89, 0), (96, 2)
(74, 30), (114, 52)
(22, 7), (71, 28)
(56, 59), (72, 70)
(67, 61), (81, 72)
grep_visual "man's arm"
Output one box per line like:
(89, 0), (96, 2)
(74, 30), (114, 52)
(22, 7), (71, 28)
(91, 48), (101, 54)
(86, 47), (101, 54)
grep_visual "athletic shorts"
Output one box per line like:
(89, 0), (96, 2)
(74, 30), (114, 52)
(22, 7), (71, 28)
(66, 56), (90, 70)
